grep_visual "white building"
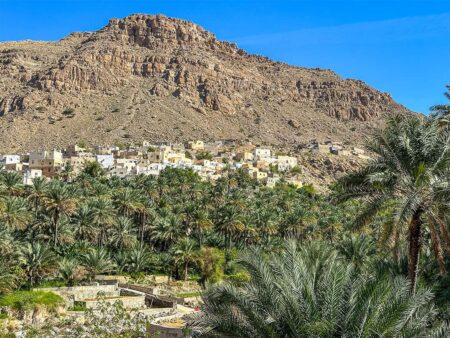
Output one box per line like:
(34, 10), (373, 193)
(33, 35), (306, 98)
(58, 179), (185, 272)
(96, 154), (114, 170)
(266, 175), (281, 188)
(23, 169), (43, 185)
(0, 155), (21, 165)
(254, 148), (271, 160)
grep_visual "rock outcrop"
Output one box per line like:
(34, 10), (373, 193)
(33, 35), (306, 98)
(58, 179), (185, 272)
(0, 14), (411, 152)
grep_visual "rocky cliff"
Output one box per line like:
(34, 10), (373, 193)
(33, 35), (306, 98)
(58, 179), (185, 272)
(0, 14), (411, 152)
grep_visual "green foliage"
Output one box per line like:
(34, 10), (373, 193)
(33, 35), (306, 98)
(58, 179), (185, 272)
(196, 151), (213, 161)
(336, 115), (450, 293)
(289, 165), (302, 174)
(0, 291), (63, 311)
(195, 247), (225, 286)
(69, 302), (87, 312)
(176, 291), (201, 298)
(82, 160), (105, 178)
(193, 241), (443, 337)
(0, 111), (449, 329)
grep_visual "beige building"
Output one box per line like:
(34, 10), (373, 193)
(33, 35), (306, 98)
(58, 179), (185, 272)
(186, 140), (204, 151)
(29, 150), (64, 178)
(235, 151), (254, 162)
(253, 170), (268, 180)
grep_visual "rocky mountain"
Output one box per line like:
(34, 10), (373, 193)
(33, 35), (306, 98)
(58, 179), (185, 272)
(0, 14), (411, 152)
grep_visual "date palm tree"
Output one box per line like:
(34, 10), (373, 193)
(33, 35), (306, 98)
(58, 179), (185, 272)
(126, 244), (152, 273)
(0, 196), (31, 231)
(58, 258), (85, 286)
(191, 209), (213, 247)
(192, 241), (443, 337)
(0, 171), (24, 196)
(109, 216), (137, 250)
(43, 181), (78, 247)
(72, 204), (97, 242)
(89, 197), (115, 246)
(336, 116), (450, 293)
(81, 247), (116, 281)
(151, 213), (183, 250)
(26, 176), (48, 217)
(431, 84), (450, 117)
(21, 242), (55, 287)
(173, 237), (197, 281)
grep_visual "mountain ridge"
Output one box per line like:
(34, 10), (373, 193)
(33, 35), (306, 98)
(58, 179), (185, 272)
(0, 14), (411, 152)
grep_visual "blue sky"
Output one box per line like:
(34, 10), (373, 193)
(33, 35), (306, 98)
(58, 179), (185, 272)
(0, 0), (449, 114)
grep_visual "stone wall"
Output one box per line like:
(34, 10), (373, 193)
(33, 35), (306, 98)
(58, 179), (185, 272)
(119, 284), (176, 309)
(81, 295), (146, 309)
(36, 284), (120, 303)
(148, 322), (188, 338)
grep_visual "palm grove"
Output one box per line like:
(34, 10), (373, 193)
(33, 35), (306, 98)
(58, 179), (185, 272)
(1, 87), (450, 337)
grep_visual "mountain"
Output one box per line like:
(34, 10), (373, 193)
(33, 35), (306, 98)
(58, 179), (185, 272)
(0, 14), (411, 152)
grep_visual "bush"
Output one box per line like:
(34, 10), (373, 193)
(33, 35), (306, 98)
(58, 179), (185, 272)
(70, 302), (87, 312)
(176, 291), (201, 298)
(0, 291), (64, 311)
(225, 271), (251, 286)
(62, 108), (75, 116)
(196, 151), (213, 161)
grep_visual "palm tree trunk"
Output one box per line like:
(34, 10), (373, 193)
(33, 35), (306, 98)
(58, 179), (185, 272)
(53, 210), (60, 247)
(184, 262), (188, 281)
(392, 227), (400, 266)
(429, 223), (447, 276)
(140, 213), (145, 245)
(408, 208), (423, 294)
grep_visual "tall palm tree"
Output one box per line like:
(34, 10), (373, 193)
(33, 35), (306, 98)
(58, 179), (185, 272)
(336, 116), (450, 293)
(26, 176), (48, 217)
(214, 204), (245, 250)
(172, 237), (197, 281)
(89, 197), (115, 246)
(190, 209), (213, 247)
(43, 181), (78, 246)
(81, 247), (116, 281)
(0, 196), (31, 231)
(109, 216), (137, 250)
(192, 241), (443, 337)
(113, 188), (142, 218)
(72, 204), (97, 242)
(0, 171), (24, 196)
(126, 245), (152, 273)
(431, 84), (450, 117)
(58, 258), (85, 286)
(21, 242), (55, 287)
(150, 213), (183, 250)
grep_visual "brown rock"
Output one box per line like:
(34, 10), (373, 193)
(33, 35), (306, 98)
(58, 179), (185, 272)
(0, 14), (412, 152)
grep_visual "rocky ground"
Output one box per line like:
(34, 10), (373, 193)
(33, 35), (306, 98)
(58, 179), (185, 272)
(0, 14), (412, 152)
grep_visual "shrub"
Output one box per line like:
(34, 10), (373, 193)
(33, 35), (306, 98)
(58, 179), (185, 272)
(0, 291), (64, 311)
(70, 302), (87, 312)
(196, 151), (213, 161)
(62, 108), (75, 116)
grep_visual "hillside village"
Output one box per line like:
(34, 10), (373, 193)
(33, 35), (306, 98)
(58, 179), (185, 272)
(0, 139), (370, 189)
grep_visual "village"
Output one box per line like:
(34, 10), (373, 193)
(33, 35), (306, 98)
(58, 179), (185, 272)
(0, 139), (370, 188)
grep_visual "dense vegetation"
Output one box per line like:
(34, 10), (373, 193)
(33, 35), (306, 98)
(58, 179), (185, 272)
(0, 89), (449, 336)
(0, 163), (362, 290)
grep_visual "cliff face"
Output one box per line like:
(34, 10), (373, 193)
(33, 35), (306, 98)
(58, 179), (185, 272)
(0, 14), (410, 152)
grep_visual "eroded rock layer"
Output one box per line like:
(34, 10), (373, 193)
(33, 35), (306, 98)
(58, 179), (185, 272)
(0, 14), (410, 152)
